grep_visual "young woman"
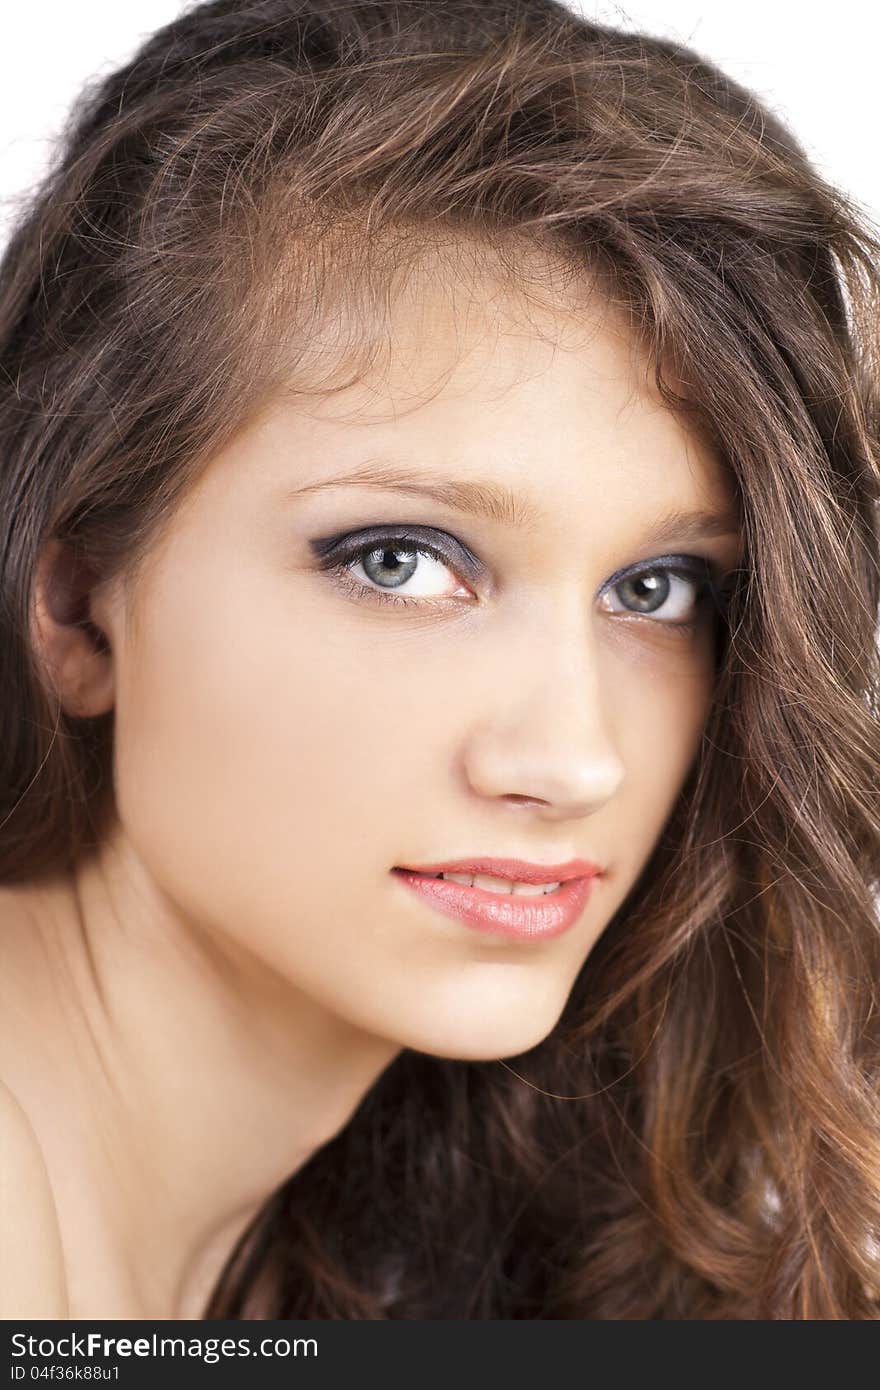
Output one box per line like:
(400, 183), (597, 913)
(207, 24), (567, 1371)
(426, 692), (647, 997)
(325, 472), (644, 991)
(1, 0), (878, 1320)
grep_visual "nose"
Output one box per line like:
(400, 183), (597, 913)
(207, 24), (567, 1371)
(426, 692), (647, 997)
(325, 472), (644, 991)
(460, 601), (625, 820)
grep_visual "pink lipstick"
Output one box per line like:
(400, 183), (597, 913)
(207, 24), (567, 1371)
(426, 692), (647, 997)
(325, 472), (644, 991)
(390, 856), (603, 941)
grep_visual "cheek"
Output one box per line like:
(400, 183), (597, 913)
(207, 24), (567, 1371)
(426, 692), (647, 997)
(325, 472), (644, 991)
(605, 642), (714, 876)
(110, 577), (438, 926)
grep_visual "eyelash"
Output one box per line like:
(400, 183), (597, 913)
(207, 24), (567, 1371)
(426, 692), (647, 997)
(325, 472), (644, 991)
(311, 526), (735, 634)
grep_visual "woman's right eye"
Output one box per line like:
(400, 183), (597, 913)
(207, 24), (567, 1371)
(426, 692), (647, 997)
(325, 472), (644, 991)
(340, 543), (474, 607)
(311, 529), (478, 609)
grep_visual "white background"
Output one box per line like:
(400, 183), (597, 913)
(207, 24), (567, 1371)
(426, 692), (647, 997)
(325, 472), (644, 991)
(1, 1), (878, 252)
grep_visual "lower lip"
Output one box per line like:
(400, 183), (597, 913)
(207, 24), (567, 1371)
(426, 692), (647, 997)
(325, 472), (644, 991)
(390, 869), (598, 940)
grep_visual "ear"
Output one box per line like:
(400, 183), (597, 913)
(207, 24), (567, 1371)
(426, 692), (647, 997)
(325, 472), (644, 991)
(31, 539), (116, 718)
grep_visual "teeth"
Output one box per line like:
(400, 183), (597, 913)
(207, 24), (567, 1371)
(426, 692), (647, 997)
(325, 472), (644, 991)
(437, 872), (561, 895)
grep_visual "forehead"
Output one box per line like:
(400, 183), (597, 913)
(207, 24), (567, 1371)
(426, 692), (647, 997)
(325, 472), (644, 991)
(256, 236), (733, 513)
(299, 234), (663, 411)
(115, 237), (740, 635)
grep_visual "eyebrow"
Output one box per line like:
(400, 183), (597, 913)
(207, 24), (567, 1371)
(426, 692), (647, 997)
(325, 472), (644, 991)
(286, 460), (742, 544)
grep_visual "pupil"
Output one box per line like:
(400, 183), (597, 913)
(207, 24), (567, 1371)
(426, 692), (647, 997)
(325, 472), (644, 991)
(365, 546), (418, 589)
(625, 572), (668, 611)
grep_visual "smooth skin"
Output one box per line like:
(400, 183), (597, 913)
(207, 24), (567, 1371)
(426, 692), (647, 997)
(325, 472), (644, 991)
(0, 244), (743, 1319)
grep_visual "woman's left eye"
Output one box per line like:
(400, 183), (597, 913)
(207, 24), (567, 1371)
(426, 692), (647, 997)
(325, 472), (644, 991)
(310, 526), (729, 631)
(599, 563), (720, 630)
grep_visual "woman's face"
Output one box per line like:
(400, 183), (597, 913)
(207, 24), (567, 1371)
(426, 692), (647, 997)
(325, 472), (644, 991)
(94, 254), (742, 1061)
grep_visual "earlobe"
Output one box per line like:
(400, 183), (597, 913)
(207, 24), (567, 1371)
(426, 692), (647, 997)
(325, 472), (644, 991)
(30, 538), (116, 719)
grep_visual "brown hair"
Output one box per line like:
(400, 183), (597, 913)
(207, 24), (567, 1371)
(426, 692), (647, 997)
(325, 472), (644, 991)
(2, 0), (879, 1318)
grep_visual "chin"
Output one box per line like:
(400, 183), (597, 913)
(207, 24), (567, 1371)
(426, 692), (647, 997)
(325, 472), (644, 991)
(398, 1010), (562, 1064)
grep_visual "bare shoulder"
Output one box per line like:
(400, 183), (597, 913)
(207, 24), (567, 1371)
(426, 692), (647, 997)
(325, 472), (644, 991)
(0, 1079), (69, 1319)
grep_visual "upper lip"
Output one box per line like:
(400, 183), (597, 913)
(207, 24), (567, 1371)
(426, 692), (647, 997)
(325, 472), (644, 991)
(393, 856), (604, 885)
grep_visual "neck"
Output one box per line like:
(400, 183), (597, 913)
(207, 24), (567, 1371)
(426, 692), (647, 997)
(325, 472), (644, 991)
(0, 833), (401, 1319)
